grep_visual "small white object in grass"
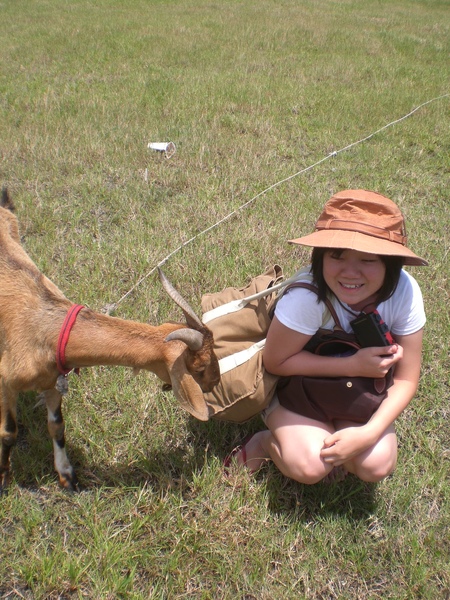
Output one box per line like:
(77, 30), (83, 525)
(148, 142), (176, 158)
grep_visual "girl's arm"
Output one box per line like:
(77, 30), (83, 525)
(358, 328), (423, 440)
(263, 315), (400, 378)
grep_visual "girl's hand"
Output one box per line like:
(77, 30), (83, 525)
(320, 427), (373, 466)
(350, 344), (403, 378)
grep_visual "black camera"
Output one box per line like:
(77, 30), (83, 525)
(350, 310), (395, 348)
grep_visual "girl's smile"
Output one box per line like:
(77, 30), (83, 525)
(323, 249), (386, 310)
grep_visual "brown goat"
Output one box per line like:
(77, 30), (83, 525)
(0, 189), (219, 492)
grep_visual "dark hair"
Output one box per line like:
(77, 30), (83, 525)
(310, 247), (404, 305)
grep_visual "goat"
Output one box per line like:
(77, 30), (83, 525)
(0, 189), (219, 493)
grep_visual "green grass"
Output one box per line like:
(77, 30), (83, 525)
(0, 0), (449, 597)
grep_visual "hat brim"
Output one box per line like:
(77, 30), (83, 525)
(289, 230), (428, 266)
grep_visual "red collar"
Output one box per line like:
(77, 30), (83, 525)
(56, 304), (84, 375)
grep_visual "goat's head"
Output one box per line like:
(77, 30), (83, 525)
(158, 268), (220, 421)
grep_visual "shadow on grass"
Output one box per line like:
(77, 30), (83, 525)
(12, 393), (376, 521)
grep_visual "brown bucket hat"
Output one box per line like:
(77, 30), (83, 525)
(289, 189), (428, 266)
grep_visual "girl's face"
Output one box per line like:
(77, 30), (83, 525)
(322, 249), (386, 309)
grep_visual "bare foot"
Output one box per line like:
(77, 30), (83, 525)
(225, 431), (270, 473)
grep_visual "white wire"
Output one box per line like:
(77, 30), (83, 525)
(112, 93), (449, 310)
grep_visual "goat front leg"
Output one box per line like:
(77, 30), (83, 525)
(0, 380), (18, 494)
(42, 386), (78, 491)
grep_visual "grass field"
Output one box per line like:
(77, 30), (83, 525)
(0, 0), (449, 598)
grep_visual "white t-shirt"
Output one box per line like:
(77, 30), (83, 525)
(275, 268), (426, 337)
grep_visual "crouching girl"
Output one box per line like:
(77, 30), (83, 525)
(228, 189), (427, 484)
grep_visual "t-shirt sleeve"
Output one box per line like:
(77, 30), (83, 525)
(382, 270), (426, 336)
(274, 287), (325, 335)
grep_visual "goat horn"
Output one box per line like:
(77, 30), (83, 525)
(165, 329), (203, 351)
(158, 268), (204, 330)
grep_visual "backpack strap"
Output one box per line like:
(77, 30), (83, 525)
(218, 339), (266, 375)
(202, 268), (308, 324)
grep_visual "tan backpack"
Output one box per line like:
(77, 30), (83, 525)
(201, 265), (311, 422)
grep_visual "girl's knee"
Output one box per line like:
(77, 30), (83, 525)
(271, 442), (329, 484)
(352, 451), (397, 482)
(267, 409), (336, 484)
(347, 428), (398, 482)
(281, 461), (328, 485)
(355, 463), (395, 482)
(287, 463), (328, 485)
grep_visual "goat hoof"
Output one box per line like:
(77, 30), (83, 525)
(59, 472), (80, 493)
(64, 481), (80, 493)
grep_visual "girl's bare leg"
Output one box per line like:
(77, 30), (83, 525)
(231, 404), (336, 483)
(264, 405), (339, 483)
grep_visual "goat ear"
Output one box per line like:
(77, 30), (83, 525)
(167, 354), (210, 421)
